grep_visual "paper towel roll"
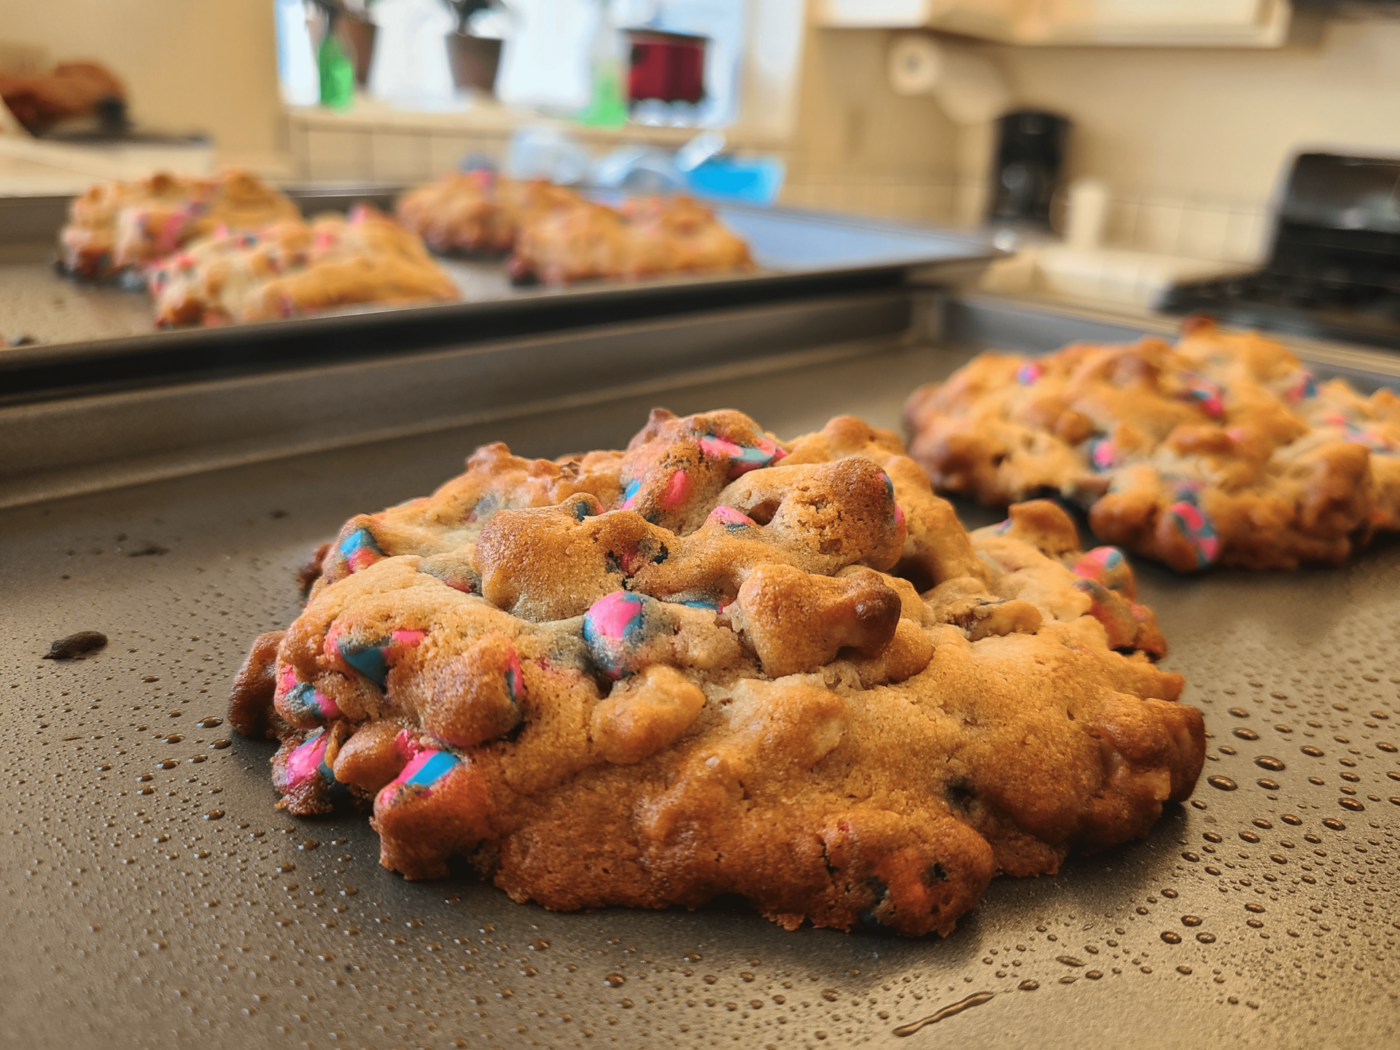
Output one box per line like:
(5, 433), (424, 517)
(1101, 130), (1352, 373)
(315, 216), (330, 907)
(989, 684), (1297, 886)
(1066, 178), (1109, 250)
(887, 34), (1010, 126)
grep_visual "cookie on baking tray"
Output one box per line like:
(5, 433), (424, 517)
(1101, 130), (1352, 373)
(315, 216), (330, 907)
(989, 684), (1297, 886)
(508, 193), (753, 285)
(395, 171), (586, 255)
(58, 169), (300, 280)
(228, 408), (1203, 937)
(397, 171), (753, 285)
(904, 318), (1400, 572)
(147, 204), (459, 326)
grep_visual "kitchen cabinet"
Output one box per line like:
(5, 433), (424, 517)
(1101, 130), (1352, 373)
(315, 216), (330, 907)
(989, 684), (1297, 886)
(817, 1), (1019, 37)
(816, 0), (1292, 48)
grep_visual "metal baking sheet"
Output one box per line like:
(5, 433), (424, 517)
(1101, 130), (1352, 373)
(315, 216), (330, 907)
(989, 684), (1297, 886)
(3, 298), (1399, 1049)
(0, 187), (996, 403)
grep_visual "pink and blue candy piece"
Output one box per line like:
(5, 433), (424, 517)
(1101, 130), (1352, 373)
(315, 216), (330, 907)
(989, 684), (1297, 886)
(583, 591), (660, 679)
(375, 747), (461, 812)
(1163, 488), (1220, 569)
(1086, 438), (1117, 472)
(338, 526), (383, 573)
(504, 648), (524, 704)
(709, 505), (756, 531)
(1283, 370), (1318, 404)
(1016, 361), (1044, 385)
(397, 748), (460, 790)
(277, 665), (343, 724)
(284, 728), (346, 797)
(620, 470), (693, 513)
(1177, 371), (1225, 419)
(699, 432), (787, 477)
(1071, 546), (1131, 592)
(330, 627), (427, 687)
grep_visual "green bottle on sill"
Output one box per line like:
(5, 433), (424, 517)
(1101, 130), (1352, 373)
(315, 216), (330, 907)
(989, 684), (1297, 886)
(577, 0), (628, 129)
(318, 30), (356, 110)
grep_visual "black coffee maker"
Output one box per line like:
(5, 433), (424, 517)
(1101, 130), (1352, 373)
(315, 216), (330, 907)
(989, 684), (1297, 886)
(988, 109), (1071, 229)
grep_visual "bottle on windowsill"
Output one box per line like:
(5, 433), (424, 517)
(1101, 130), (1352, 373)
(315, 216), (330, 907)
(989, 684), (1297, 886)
(577, 0), (629, 128)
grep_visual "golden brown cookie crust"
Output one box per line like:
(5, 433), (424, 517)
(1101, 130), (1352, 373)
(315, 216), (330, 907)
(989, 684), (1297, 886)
(230, 409), (1202, 937)
(395, 173), (586, 255)
(59, 169), (300, 279)
(904, 319), (1400, 571)
(509, 195), (753, 285)
(147, 205), (459, 326)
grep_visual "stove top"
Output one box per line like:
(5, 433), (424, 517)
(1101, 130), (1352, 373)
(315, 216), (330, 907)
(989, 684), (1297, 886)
(1164, 152), (1400, 350)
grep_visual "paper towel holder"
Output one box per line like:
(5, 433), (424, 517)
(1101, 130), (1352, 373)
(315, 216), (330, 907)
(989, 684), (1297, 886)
(887, 33), (1010, 126)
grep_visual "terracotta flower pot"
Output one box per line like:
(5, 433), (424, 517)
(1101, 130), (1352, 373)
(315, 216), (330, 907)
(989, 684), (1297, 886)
(337, 14), (377, 88)
(445, 32), (502, 95)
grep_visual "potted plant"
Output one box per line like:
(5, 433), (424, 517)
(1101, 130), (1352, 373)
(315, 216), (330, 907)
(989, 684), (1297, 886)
(444, 0), (504, 95)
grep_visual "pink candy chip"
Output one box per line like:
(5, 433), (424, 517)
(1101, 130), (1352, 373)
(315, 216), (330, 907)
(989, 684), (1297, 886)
(587, 591), (645, 640)
(660, 469), (691, 510)
(709, 505), (756, 527)
(285, 732), (328, 788)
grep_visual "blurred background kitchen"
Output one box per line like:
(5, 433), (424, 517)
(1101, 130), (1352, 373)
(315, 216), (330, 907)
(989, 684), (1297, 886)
(4, 1), (1400, 325)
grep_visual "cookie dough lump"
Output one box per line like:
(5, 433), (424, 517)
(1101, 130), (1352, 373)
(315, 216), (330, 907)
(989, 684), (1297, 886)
(905, 319), (1400, 571)
(231, 409), (1203, 937)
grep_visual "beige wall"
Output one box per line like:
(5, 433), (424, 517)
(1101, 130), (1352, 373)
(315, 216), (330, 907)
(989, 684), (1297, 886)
(4, 0), (283, 166)
(782, 16), (1400, 250)
(982, 20), (1400, 206)
(781, 23), (965, 221)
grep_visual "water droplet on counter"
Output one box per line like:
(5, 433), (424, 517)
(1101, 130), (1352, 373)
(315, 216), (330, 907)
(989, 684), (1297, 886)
(892, 991), (995, 1037)
(604, 974), (625, 987)
(1161, 931), (1182, 944)
(195, 717), (223, 728)
(1182, 916), (1203, 927)
(1339, 799), (1366, 812)
(1254, 756), (1286, 772)
(1056, 956), (1084, 967)
(529, 939), (549, 951)
(1301, 746), (1324, 758)
(1177, 966), (1193, 975)
(1228, 708), (1250, 718)
(1018, 980), (1039, 991)
(1322, 817), (1347, 831)
(1233, 728), (1259, 741)
(204, 810), (224, 820)
(1207, 776), (1238, 791)
(1196, 933), (1216, 944)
